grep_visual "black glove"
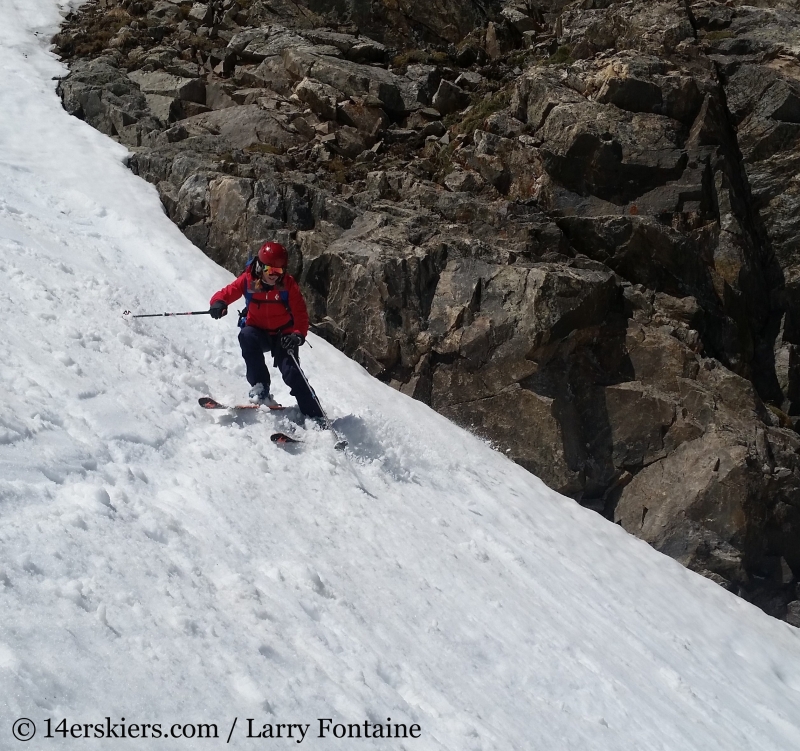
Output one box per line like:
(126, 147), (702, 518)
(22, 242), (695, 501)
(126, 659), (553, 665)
(281, 333), (304, 352)
(209, 300), (228, 319)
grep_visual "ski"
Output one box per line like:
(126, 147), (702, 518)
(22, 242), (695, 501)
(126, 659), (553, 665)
(271, 432), (302, 445)
(200, 398), (347, 450)
(268, 426), (345, 450)
(199, 397), (285, 411)
(200, 398), (302, 445)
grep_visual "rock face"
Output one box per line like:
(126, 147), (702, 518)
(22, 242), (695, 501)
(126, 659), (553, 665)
(55, 0), (800, 624)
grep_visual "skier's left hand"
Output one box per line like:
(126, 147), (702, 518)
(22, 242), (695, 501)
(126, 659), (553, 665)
(281, 333), (304, 352)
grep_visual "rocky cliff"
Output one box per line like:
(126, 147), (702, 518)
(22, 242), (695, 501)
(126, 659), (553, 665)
(54, 0), (800, 625)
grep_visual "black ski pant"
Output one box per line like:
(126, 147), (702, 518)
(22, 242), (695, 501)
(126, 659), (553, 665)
(238, 326), (323, 418)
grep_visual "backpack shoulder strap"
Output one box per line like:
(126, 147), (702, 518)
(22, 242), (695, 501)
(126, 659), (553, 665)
(277, 282), (290, 307)
(244, 257), (264, 305)
(239, 258), (255, 327)
(276, 281), (293, 327)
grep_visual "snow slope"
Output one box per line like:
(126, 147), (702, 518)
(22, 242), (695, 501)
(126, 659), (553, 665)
(1, 2), (800, 749)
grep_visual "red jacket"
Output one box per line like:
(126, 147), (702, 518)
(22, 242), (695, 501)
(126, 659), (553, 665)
(210, 271), (310, 336)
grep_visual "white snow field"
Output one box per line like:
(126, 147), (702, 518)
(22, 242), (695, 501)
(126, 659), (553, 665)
(1, 1), (800, 749)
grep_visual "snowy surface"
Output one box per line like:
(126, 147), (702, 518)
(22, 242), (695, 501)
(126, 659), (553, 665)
(1, 1), (800, 749)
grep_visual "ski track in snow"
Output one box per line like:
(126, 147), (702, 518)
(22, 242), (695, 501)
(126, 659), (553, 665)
(1, 1), (800, 750)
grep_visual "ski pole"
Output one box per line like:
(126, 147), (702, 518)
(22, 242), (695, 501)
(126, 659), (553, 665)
(123, 309), (211, 319)
(288, 349), (375, 497)
(287, 350), (347, 450)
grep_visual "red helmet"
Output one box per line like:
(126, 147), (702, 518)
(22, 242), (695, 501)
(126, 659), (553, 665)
(257, 241), (288, 268)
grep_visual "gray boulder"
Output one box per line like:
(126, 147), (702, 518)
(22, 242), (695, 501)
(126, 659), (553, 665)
(57, 57), (157, 137)
(431, 80), (471, 116)
(176, 105), (304, 151)
(227, 25), (309, 63)
(297, 29), (388, 64)
(128, 70), (206, 104)
(283, 48), (406, 114)
(294, 77), (343, 121)
(337, 100), (389, 140)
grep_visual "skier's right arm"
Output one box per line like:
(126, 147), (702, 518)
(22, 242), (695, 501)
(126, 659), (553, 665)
(209, 274), (247, 319)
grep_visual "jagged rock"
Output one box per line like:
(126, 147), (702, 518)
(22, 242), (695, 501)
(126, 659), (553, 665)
(227, 25), (309, 63)
(174, 172), (211, 228)
(710, 2), (800, 418)
(204, 79), (236, 109)
(283, 48), (406, 114)
(536, 101), (687, 204)
(294, 77), (342, 121)
(337, 100), (389, 139)
(427, 260), (622, 491)
(421, 120), (446, 139)
(558, 0), (694, 57)
(150, 1), (185, 22)
(359, 0), (492, 45)
(297, 28), (388, 64)
(208, 175), (253, 239)
(592, 55), (705, 125)
(188, 3), (212, 24)
(456, 130), (515, 193)
(502, 7), (538, 34)
(616, 424), (800, 596)
(755, 79), (800, 123)
(484, 21), (519, 60)
(431, 79), (471, 116)
(444, 168), (485, 193)
(57, 56), (155, 136)
(245, 56), (295, 95)
(484, 112), (524, 138)
(455, 71), (484, 91)
(142, 92), (176, 123)
(402, 65), (443, 108)
(176, 105), (304, 150)
(603, 381), (676, 468)
(128, 70), (206, 104)
(333, 126), (368, 159)
(512, 68), (585, 130)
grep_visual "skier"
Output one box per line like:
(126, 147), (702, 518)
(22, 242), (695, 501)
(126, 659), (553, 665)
(208, 241), (323, 419)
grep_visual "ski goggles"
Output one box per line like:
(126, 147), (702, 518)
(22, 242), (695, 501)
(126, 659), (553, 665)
(257, 263), (284, 276)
